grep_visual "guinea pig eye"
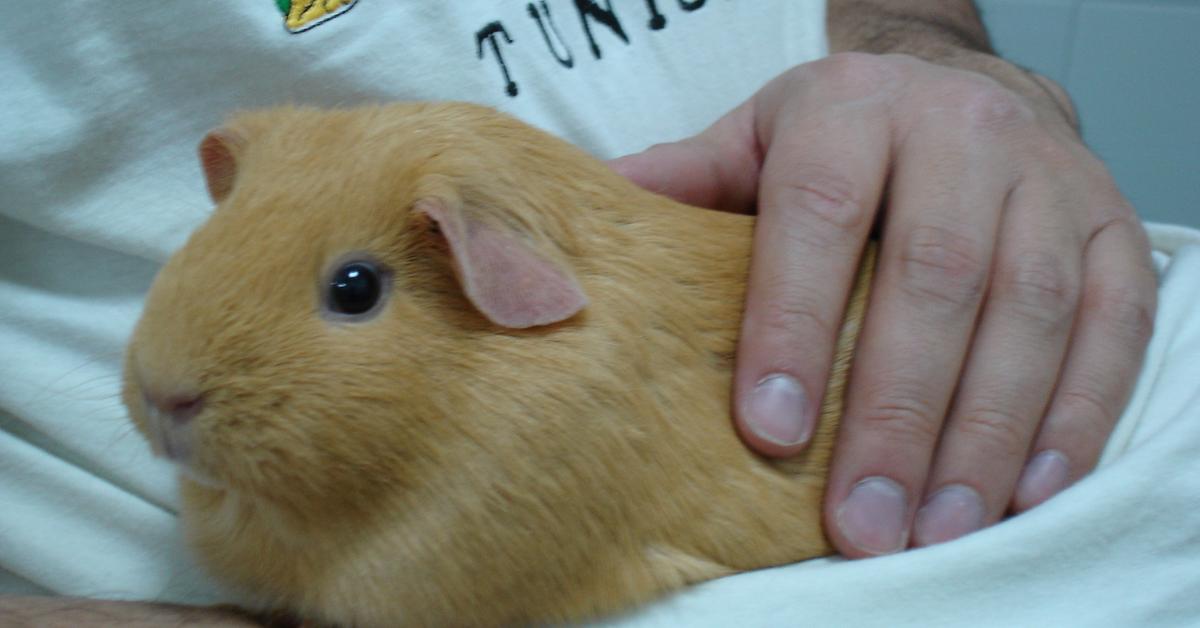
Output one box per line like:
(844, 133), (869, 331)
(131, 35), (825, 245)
(327, 261), (385, 317)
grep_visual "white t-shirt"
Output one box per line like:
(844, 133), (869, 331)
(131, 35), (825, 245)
(3, 3), (1199, 626)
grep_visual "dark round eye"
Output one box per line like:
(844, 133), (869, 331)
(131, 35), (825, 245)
(327, 262), (383, 316)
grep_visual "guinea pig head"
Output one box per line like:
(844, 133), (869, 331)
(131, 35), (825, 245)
(122, 105), (594, 516)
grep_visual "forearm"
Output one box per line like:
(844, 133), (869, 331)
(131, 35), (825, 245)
(827, 0), (992, 57)
(826, 0), (1078, 129)
(0, 596), (265, 627)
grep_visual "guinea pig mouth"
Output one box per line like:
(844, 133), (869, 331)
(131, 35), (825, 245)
(141, 406), (221, 487)
(159, 431), (221, 488)
(157, 419), (193, 462)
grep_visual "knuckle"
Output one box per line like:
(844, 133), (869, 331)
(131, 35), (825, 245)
(1055, 382), (1118, 433)
(756, 289), (836, 342)
(897, 225), (989, 308)
(769, 165), (870, 232)
(1091, 204), (1142, 241)
(807, 52), (902, 100)
(1082, 281), (1157, 345)
(939, 79), (1035, 133)
(1025, 134), (1083, 172)
(1091, 174), (1133, 213)
(993, 252), (1080, 332)
(1103, 198), (1139, 226)
(857, 391), (943, 448)
(955, 406), (1031, 459)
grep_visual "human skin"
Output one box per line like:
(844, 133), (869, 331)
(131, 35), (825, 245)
(0, 596), (275, 627)
(610, 0), (1157, 557)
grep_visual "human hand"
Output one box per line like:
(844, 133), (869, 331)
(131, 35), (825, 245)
(609, 52), (1157, 557)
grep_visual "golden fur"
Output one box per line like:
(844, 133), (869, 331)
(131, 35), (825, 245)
(123, 103), (876, 627)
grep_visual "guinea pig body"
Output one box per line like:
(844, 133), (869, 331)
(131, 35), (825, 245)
(123, 103), (874, 626)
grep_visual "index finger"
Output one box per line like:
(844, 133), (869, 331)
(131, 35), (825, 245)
(732, 62), (892, 456)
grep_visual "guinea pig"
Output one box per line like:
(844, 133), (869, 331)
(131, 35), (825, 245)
(122, 103), (877, 627)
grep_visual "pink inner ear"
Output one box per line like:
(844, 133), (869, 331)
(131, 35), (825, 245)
(198, 130), (242, 203)
(416, 198), (588, 329)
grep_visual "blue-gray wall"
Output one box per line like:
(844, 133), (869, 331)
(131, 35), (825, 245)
(979, 0), (1199, 227)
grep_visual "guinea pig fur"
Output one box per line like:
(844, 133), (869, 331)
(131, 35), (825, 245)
(122, 103), (876, 627)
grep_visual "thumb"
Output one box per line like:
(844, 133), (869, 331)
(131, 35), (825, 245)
(606, 102), (761, 213)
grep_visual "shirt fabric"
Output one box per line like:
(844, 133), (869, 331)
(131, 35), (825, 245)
(2, 2), (1198, 626)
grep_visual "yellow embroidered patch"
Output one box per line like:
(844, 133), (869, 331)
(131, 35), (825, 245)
(278, 0), (358, 33)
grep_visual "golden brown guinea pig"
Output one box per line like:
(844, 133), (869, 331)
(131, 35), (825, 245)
(122, 103), (876, 627)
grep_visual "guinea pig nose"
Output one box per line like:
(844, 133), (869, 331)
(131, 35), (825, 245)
(147, 391), (206, 425)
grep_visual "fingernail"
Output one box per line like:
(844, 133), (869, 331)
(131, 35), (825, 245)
(836, 477), (908, 555)
(1015, 450), (1070, 510)
(914, 484), (986, 546)
(744, 374), (812, 446)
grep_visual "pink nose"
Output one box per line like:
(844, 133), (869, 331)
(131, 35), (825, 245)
(146, 391), (205, 425)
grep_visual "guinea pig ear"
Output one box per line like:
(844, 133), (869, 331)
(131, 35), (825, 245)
(414, 197), (588, 329)
(198, 129), (245, 204)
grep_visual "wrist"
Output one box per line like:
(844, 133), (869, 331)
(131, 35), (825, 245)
(825, 2), (1077, 130)
(923, 48), (1080, 132)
